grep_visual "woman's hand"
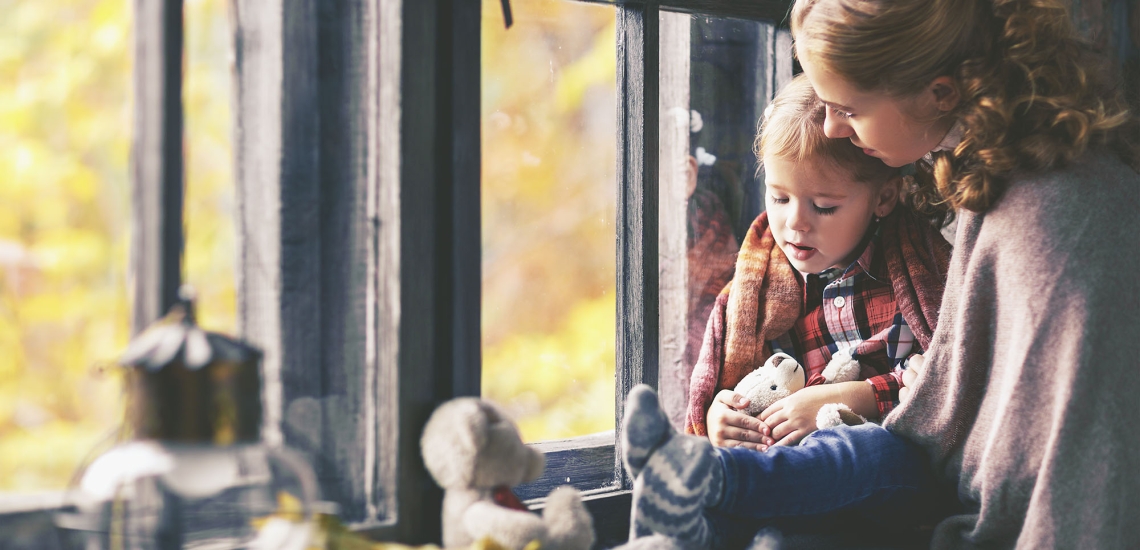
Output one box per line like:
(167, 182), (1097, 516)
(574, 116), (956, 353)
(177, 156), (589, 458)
(707, 390), (772, 450)
(759, 381), (878, 447)
(898, 354), (925, 405)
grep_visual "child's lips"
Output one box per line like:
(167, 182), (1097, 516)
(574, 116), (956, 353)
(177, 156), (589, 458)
(787, 242), (817, 261)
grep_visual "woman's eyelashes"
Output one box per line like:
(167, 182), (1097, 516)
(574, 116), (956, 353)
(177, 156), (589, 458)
(830, 106), (854, 119)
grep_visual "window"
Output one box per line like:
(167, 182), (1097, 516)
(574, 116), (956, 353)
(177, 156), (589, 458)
(7, 0), (1129, 547)
(481, 0), (618, 446)
(0, 0), (798, 545)
(225, 1), (799, 543)
(0, 0), (233, 503)
(475, 3), (798, 545)
(222, 0), (802, 545)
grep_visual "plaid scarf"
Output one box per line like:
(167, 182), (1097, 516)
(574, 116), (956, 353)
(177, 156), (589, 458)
(685, 208), (952, 436)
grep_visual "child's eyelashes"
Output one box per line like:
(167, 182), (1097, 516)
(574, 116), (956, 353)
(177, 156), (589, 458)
(830, 107), (854, 119)
(768, 195), (839, 216)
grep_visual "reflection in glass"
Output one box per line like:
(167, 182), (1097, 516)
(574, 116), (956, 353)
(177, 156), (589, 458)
(481, 0), (617, 443)
(658, 12), (793, 429)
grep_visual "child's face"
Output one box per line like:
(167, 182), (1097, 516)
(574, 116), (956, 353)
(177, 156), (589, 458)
(763, 154), (897, 274)
(798, 54), (955, 167)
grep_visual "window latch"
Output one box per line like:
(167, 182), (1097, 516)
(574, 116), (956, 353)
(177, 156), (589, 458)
(501, 0), (513, 29)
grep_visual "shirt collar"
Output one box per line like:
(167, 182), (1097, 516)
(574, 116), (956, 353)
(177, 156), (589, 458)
(923, 120), (964, 163)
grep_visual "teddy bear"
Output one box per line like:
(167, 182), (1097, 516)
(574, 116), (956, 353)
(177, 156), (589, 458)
(733, 350), (867, 430)
(420, 397), (595, 550)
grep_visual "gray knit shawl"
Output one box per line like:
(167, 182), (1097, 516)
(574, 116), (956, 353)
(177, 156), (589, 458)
(883, 149), (1140, 548)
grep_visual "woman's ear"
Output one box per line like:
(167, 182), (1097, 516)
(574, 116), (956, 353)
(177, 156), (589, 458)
(929, 76), (960, 112)
(875, 176), (903, 218)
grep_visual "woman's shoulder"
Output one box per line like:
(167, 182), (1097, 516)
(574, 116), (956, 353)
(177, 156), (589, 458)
(997, 149), (1137, 226)
(981, 148), (1138, 271)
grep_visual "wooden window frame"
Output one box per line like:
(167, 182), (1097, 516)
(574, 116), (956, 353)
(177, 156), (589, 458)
(489, 1), (796, 546)
(229, 0), (799, 545)
(0, 1), (794, 548)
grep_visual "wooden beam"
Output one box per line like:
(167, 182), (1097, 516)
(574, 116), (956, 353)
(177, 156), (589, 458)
(615, 1), (660, 489)
(657, 10), (691, 430)
(571, 0), (792, 25)
(130, 0), (184, 334)
(367, 0), (481, 542)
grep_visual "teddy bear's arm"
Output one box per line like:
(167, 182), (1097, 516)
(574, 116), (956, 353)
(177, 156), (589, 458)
(821, 349), (861, 383)
(462, 500), (548, 550)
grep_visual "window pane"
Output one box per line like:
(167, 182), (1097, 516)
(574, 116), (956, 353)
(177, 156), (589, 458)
(481, 0), (617, 443)
(184, 0), (235, 335)
(0, 0), (234, 496)
(657, 12), (792, 429)
(1, 0), (131, 493)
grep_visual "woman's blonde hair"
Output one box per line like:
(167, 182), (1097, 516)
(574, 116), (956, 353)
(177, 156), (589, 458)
(756, 74), (899, 185)
(791, 0), (1138, 212)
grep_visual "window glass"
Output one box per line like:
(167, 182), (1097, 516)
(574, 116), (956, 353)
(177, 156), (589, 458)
(184, 0), (236, 335)
(0, 0), (132, 494)
(481, 0), (617, 443)
(0, 0), (233, 494)
(657, 12), (792, 429)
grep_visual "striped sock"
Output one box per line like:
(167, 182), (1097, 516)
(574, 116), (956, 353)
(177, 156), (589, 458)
(622, 385), (723, 547)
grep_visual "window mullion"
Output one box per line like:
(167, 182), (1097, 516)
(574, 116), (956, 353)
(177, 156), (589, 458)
(570, 0), (791, 24)
(615, 1), (660, 491)
(130, 0), (184, 334)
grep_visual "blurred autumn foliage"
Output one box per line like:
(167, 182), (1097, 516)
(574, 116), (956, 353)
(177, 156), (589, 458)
(481, 0), (618, 442)
(0, 0), (234, 492)
(0, 0), (618, 495)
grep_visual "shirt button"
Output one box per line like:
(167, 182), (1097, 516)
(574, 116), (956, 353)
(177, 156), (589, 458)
(833, 296), (846, 308)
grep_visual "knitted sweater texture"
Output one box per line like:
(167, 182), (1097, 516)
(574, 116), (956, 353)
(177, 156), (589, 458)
(883, 150), (1140, 548)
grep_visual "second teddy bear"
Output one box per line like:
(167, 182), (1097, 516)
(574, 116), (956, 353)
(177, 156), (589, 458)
(420, 398), (594, 550)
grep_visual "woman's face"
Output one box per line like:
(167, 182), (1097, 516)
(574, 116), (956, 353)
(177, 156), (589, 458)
(797, 52), (955, 167)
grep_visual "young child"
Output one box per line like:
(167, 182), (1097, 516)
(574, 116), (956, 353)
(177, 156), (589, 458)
(686, 74), (951, 451)
(619, 0), (1138, 548)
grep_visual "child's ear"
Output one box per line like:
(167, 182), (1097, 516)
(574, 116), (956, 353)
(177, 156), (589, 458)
(874, 176), (903, 218)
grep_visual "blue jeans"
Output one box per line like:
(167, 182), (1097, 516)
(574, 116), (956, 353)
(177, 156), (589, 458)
(708, 423), (942, 548)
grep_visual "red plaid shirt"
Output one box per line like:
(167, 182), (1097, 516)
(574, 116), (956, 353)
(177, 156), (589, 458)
(769, 234), (917, 418)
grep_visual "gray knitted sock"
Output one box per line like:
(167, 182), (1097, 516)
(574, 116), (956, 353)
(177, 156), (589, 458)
(622, 384), (723, 547)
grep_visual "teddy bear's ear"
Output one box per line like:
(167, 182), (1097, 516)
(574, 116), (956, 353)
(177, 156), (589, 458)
(765, 352), (794, 369)
(420, 398), (490, 487)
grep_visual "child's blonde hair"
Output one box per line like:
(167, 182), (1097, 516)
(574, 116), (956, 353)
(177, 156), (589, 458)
(791, 0), (1138, 212)
(755, 74), (899, 186)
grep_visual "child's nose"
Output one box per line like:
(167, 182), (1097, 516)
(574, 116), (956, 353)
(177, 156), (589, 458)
(823, 111), (854, 139)
(786, 207), (811, 232)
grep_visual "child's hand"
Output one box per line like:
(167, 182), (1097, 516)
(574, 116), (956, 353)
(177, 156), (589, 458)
(761, 381), (878, 447)
(899, 354), (925, 404)
(707, 390), (772, 450)
(759, 384), (843, 447)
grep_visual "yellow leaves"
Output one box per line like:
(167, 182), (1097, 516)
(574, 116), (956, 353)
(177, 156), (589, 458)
(1, 0), (234, 492)
(0, 418), (115, 492)
(483, 295), (616, 443)
(480, 0), (618, 443)
(554, 21), (617, 113)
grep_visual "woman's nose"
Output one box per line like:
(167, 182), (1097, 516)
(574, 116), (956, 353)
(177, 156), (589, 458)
(823, 111), (854, 139)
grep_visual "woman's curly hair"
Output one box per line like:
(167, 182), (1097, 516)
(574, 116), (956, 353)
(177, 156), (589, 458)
(792, 0), (1138, 212)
